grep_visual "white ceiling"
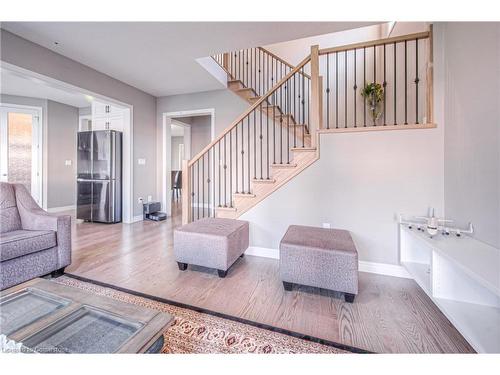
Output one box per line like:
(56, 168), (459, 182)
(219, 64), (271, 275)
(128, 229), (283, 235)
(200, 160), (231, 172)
(1, 22), (376, 97)
(1, 68), (92, 108)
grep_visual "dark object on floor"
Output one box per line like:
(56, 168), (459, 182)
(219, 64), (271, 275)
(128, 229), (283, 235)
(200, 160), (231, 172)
(280, 225), (358, 303)
(174, 217), (249, 278)
(143, 201), (167, 221)
(0, 182), (72, 290)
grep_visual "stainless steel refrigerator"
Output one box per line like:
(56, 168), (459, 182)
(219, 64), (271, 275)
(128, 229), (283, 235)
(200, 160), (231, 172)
(77, 130), (122, 223)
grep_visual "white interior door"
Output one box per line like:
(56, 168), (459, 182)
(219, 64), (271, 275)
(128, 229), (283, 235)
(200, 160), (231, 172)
(0, 106), (42, 205)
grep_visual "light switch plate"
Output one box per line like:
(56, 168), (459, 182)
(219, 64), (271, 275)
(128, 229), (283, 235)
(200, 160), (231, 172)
(64, 160), (72, 166)
(138, 158), (146, 165)
(322, 223), (331, 229)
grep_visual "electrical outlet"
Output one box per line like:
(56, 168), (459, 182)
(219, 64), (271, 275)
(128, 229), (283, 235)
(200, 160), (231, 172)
(322, 223), (331, 229)
(147, 195), (152, 202)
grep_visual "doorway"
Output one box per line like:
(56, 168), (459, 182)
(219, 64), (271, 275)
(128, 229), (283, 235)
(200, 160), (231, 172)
(0, 105), (43, 205)
(162, 109), (215, 218)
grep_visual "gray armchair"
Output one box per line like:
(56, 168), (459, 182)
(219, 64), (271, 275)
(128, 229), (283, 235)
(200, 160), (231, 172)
(0, 182), (71, 290)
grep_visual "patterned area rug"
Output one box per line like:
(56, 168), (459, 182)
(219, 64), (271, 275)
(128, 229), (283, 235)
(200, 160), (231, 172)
(54, 276), (353, 354)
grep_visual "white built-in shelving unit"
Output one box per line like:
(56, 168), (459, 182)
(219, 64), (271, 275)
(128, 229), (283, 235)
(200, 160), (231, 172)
(400, 225), (500, 353)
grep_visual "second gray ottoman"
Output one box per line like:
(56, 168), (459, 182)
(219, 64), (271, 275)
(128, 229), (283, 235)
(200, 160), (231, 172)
(279, 225), (358, 303)
(174, 217), (249, 278)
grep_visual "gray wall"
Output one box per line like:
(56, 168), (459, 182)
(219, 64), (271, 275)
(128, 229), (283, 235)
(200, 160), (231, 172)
(439, 22), (500, 248)
(1, 30), (157, 216)
(46, 100), (78, 208)
(190, 115), (211, 156)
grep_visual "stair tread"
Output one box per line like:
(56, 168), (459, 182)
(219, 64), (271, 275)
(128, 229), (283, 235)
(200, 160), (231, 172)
(234, 193), (256, 198)
(291, 147), (317, 152)
(271, 163), (297, 168)
(217, 206), (237, 211)
(252, 178), (276, 183)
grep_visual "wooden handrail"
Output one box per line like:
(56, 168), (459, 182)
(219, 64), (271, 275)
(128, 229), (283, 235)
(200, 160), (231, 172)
(189, 55), (312, 167)
(258, 47), (312, 80)
(319, 31), (430, 55)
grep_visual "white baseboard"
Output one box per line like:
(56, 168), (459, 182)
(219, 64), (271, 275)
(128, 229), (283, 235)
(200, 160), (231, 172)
(245, 246), (279, 259)
(130, 215), (144, 223)
(245, 246), (411, 279)
(47, 205), (75, 213)
(358, 260), (411, 279)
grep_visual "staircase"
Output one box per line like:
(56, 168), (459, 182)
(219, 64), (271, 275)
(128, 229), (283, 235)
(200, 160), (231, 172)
(183, 30), (434, 224)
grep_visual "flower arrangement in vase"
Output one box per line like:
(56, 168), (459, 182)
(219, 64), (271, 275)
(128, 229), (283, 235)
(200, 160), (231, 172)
(361, 82), (384, 124)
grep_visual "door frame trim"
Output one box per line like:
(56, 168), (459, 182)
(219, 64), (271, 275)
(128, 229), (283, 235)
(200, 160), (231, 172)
(0, 103), (44, 207)
(162, 108), (215, 216)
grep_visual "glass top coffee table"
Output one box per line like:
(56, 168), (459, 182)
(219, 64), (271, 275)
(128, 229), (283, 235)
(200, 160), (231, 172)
(0, 279), (172, 353)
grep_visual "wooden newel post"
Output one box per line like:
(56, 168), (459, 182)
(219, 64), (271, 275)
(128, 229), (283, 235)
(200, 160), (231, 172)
(182, 159), (190, 225)
(310, 45), (320, 147)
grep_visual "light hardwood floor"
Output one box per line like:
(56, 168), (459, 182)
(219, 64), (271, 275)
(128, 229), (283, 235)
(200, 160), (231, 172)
(66, 202), (474, 353)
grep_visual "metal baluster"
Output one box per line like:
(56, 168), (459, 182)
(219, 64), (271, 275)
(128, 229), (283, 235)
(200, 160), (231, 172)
(241, 121), (245, 192)
(279, 83), (283, 164)
(327, 53), (330, 129)
(404, 40), (408, 125)
(302, 69), (305, 144)
(247, 116), (250, 193)
(415, 38), (419, 124)
(266, 91), (270, 179)
(354, 49), (357, 127)
(223, 135), (227, 207)
(363, 46), (366, 127)
(287, 77), (290, 164)
(229, 129), (233, 207)
(336, 52), (339, 128)
(235, 123), (238, 193)
(293, 73), (297, 148)
(260, 103), (263, 179)
(373, 45), (376, 126)
(345, 50), (348, 128)
(273, 85), (276, 164)
(207, 151), (210, 217)
(383, 44), (387, 126)
(253, 110), (256, 179)
(394, 42), (397, 125)
(197, 160), (200, 219)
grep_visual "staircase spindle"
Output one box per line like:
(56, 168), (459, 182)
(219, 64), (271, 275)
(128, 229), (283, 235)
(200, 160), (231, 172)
(404, 40), (408, 125)
(345, 50), (348, 128)
(415, 38), (419, 124)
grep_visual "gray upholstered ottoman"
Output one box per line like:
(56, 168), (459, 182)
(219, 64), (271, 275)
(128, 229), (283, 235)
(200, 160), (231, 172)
(279, 225), (358, 303)
(174, 218), (249, 278)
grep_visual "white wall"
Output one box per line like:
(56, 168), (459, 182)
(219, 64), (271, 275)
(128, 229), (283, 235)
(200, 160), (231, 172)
(241, 127), (444, 265)
(437, 22), (500, 248)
